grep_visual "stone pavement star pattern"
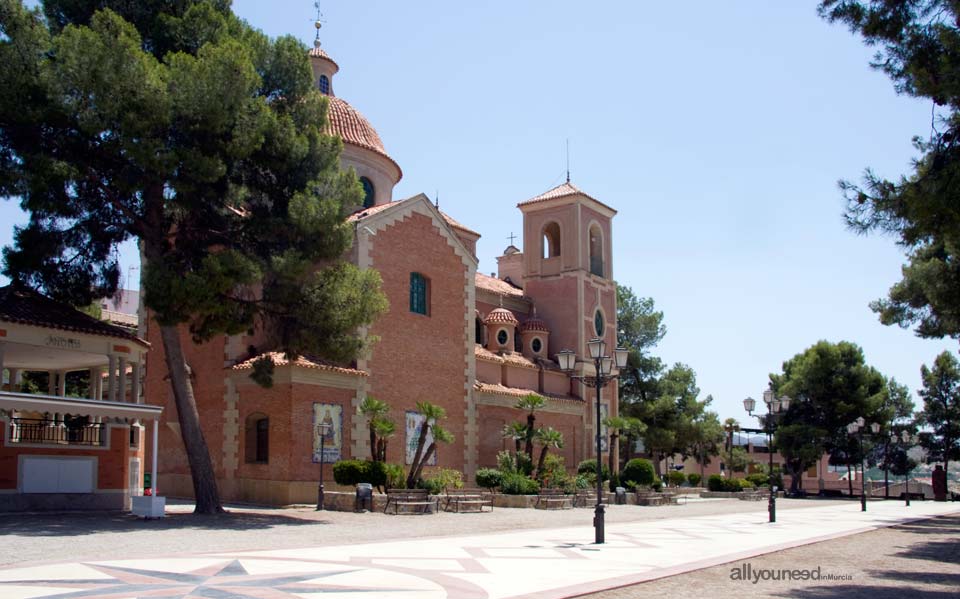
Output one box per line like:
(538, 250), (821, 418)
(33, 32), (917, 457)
(1, 500), (956, 599)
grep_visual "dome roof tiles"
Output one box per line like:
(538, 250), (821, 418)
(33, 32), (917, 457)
(325, 97), (403, 179)
(484, 307), (519, 326)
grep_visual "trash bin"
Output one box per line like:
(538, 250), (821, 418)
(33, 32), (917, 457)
(355, 483), (373, 512)
(615, 486), (627, 505)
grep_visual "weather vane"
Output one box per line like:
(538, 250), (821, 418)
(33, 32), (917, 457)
(313, 2), (325, 47)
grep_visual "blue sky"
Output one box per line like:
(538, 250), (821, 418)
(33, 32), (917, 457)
(2, 1), (954, 422)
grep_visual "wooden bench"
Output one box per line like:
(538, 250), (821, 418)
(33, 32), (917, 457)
(443, 488), (493, 513)
(536, 488), (572, 510)
(384, 489), (438, 515)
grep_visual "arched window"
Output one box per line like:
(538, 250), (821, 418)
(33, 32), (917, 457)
(319, 75), (330, 95)
(594, 310), (605, 337)
(542, 222), (561, 259)
(245, 413), (269, 464)
(475, 316), (483, 345)
(360, 176), (375, 208)
(589, 224), (604, 277)
(410, 272), (429, 315)
(514, 327), (522, 352)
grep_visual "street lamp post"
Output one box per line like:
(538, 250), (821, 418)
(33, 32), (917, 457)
(847, 418), (880, 512)
(893, 430), (918, 507)
(557, 339), (629, 545)
(316, 422), (332, 511)
(744, 390), (791, 523)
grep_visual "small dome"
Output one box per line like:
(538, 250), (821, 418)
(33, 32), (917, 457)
(484, 308), (519, 326)
(309, 45), (340, 73)
(521, 316), (549, 333)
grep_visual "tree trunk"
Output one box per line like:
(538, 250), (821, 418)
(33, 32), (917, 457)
(159, 325), (223, 514)
(608, 432), (618, 478)
(411, 442), (436, 485)
(536, 446), (549, 478)
(624, 434), (634, 463)
(406, 422), (430, 488)
(369, 427), (378, 461)
(525, 413), (535, 459)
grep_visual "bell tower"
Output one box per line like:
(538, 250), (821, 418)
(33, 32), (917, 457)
(517, 182), (617, 378)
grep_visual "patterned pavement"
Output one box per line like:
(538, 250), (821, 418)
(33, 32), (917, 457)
(0, 500), (956, 599)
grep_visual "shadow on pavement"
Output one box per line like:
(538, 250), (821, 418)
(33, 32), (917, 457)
(891, 538), (960, 564)
(866, 570), (960, 586)
(889, 513), (960, 536)
(783, 587), (958, 599)
(0, 511), (326, 537)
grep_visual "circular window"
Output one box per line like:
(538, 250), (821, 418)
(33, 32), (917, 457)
(360, 177), (375, 208)
(531, 338), (542, 353)
(594, 310), (604, 337)
(497, 329), (509, 346)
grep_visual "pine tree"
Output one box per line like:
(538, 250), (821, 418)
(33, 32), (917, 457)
(0, 1), (386, 513)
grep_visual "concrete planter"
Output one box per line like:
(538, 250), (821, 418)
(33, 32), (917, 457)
(699, 491), (748, 499)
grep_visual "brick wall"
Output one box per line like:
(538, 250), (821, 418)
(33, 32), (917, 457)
(366, 212), (468, 470)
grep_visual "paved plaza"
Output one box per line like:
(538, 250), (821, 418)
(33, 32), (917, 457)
(0, 498), (957, 598)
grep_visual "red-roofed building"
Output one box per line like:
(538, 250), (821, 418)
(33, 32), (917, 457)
(144, 34), (620, 505)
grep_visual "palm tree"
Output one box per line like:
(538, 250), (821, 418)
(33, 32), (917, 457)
(516, 393), (546, 460)
(604, 416), (628, 478)
(358, 396), (390, 462)
(534, 427), (564, 479)
(406, 401), (447, 488)
(372, 417), (395, 462)
(502, 421), (527, 454)
(410, 425), (455, 485)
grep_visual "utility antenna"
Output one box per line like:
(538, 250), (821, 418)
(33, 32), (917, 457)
(565, 138), (570, 183)
(313, 2), (325, 47)
(435, 189), (439, 209)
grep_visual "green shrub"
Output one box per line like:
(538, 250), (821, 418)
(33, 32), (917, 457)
(738, 479), (755, 489)
(332, 460), (387, 488)
(707, 474), (724, 491)
(651, 480), (663, 492)
(687, 473), (702, 486)
(383, 463), (405, 490)
(417, 468), (463, 494)
(577, 459), (610, 481)
(574, 474), (591, 490)
(539, 454), (569, 489)
(475, 468), (503, 490)
(500, 473), (540, 495)
(496, 450), (516, 473)
(746, 473), (769, 487)
(621, 459), (655, 488)
(668, 471), (686, 487)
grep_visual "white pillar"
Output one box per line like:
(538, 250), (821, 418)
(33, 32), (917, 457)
(118, 357), (128, 403)
(131, 363), (142, 405)
(56, 370), (66, 397)
(152, 419), (159, 496)
(106, 355), (117, 403)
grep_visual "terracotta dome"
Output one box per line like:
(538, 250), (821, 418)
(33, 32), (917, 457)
(521, 316), (549, 333)
(484, 308), (519, 326)
(324, 97), (402, 179)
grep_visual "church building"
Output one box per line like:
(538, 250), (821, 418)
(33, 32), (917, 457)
(144, 32), (621, 505)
